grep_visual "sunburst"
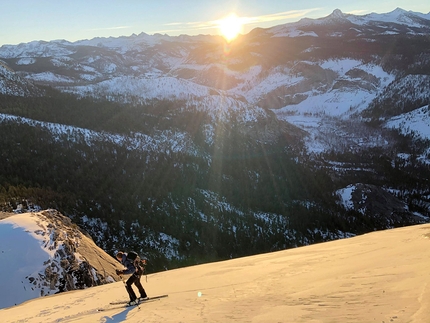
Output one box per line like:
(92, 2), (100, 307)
(218, 13), (243, 43)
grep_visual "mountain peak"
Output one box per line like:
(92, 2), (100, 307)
(331, 9), (344, 18)
(321, 8), (349, 21)
(391, 7), (407, 14)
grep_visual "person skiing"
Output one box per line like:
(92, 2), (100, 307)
(115, 251), (148, 306)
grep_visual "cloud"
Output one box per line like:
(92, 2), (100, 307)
(240, 8), (322, 26)
(154, 8), (321, 35)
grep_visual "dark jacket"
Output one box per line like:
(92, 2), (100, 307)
(120, 253), (137, 275)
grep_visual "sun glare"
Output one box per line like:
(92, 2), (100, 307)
(218, 13), (243, 43)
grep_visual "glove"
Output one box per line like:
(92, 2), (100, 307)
(116, 269), (123, 275)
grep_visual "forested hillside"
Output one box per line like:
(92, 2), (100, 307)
(1, 88), (428, 270)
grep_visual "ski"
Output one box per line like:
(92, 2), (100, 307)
(97, 299), (148, 312)
(109, 294), (168, 305)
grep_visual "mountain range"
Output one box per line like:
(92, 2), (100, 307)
(0, 8), (429, 271)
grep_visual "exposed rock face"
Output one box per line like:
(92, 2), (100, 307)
(14, 210), (122, 296)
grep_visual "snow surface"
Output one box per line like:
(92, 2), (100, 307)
(385, 105), (430, 140)
(1, 223), (430, 322)
(336, 185), (356, 211)
(274, 59), (394, 118)
(15, 57), (36, 65)
(0, 214), (61, 307)
(385, 105), (430, 164)
(267, 58), (421, 156)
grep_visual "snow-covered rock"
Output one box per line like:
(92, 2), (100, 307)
(0, 210), (122, 308)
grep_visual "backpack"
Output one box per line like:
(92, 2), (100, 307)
(126, 251), (139, 262)
(126, 251), (147, 275)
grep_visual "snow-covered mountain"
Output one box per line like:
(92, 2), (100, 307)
(0, 8), (429, 150)
(271, 7), (430, 32)
(0, 210), (122, 308)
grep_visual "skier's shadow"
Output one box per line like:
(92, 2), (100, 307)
(102, 307), (134, 322)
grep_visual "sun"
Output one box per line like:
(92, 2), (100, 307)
(218, 13), (243, 43)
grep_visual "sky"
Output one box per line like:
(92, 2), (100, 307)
(1, 0), (429, 46)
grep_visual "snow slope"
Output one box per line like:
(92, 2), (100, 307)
(385, 105), (430, 164)
(0, 214), (52, 307)
(385, 105), (430, 141)
(1, 223), (430, 322)
(273, 59), (394, 118)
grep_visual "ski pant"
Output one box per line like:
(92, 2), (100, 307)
(125, 273), (147, 301)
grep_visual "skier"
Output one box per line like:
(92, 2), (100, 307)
(115, 251), (148, 306)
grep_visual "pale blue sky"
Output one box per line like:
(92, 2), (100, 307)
(1, 0), (429, 46)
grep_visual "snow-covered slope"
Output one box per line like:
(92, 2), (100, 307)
(385, 105), (430, 164)
(270, 59), (394, 117)
(0, 60), (42, 96)
(385, 105), (430, 141)
(0, 210), (121, 308)
(1, 223), (430, 322)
